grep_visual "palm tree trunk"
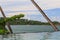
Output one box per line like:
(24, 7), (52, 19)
(31, 0), (58, 31)
(0, 6), (13, 34)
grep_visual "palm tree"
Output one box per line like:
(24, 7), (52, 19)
(31, 0), (58, 31)
(0, 6), (13, 34)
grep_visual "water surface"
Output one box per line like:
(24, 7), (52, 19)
(7, 25), (60, 33)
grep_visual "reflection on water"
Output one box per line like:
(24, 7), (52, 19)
(0, 32), (60, 40)
(9, 25), (60, 33)
(0, 25), (60, 40)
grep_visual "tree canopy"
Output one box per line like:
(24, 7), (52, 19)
(0, 14), (24, 35)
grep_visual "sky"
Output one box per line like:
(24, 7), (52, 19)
(0, 0), (60, 22)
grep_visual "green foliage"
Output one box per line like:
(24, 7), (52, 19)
(10, 14), (24, 20)
(3, 14), (24, 22)
(0, 14), (24, 35)
(0, 30), (5, 35)
(0, 18), (5, 24)
(0, 14), (24, 24)
(9, 19), (59, 25)
(16, 14), (24, 19)
(52, 21), (59, 24)
(0, 29), (9, 35)
(0, 24), (8, 35)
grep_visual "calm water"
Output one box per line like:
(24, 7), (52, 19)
(7, 25), (60, 33)
(1, 25), (60, 40)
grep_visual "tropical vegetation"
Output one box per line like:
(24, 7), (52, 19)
(0, 14), (24, 35)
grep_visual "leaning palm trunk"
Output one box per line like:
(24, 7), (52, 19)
(0, 6), (13, 34)
(31, 0), (58, 31)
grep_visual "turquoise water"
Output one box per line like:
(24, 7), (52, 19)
(1, 25), (60, 40)
(9, 25), (60, 33)
(0, 32), (60, 40)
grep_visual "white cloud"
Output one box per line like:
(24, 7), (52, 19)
(3, 6), (37, 11)
(0, 0), (60, 13)
(35, 0), (60, 10)
(0, 0), (60, 22)
(0, 0), (28, 2)
(1, 0), (60, 11)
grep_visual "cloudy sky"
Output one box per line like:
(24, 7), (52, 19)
(0, 0), (60, 22)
